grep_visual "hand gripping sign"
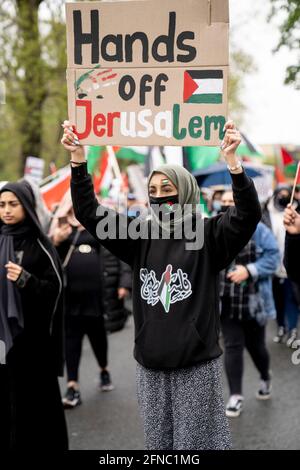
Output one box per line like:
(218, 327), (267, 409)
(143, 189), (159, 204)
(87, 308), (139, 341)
(66, 0), (229, 146)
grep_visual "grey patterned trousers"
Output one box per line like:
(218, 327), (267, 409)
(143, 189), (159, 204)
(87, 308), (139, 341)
(136, 357), (232, 450)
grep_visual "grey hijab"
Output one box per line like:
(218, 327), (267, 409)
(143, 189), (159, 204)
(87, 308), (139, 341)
(148, 164), (201, 233)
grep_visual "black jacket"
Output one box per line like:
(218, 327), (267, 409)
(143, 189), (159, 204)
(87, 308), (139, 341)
(71, 164), (261, 370)
(57, 229), (131, 332)
(102, 246), (132, 332)
(284, 234), (300, 306)
(0, 236), (68, 450)
(284, 233), (300, 284)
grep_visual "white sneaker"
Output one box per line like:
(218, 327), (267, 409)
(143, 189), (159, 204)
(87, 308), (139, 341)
(286, 329), (298, 348)
(256, 380), (272, 400)
(225, 395), (244, 417)
(273, 326), (285, 343)
(100, 370), (115, 392)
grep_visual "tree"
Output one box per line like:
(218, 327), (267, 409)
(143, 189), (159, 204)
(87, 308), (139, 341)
(0, 0), (46, 172)
(269, 0), (300, 88)
(0, 0), (67, 178)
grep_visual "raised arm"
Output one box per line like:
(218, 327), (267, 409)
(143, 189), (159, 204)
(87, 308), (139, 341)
(205, 121), (262, 271)
(61, 121), (139, 266)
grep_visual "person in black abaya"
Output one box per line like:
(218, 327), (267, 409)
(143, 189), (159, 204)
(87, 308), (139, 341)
(0, 181), (68, 450)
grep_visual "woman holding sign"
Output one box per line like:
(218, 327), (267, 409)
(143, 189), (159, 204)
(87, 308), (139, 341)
(61, 120), (261, 450)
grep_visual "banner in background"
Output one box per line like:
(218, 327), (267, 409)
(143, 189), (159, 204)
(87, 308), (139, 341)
(24, 156), (45, 184)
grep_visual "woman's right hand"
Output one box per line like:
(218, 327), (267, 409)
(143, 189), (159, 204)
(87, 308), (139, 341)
(61, 120), (85, 163)
(52, 224), (72, 246)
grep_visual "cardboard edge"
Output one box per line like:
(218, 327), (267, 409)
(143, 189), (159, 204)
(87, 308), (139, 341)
(212, 0), (229, 23)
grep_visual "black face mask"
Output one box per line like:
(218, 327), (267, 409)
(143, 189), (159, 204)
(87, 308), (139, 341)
(275, 196), (290, 210)
(220, 205), (231, 213)
(149, 194), (179, 216)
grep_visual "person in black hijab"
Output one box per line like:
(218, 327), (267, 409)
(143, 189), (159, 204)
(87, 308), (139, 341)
(0, 181), (68, 450)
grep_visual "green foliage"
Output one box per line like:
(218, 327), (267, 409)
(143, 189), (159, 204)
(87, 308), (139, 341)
(0, 0), (68, 180)
(269, 0), (300, 87)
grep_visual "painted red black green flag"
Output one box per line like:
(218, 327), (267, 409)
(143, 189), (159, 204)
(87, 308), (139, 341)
(184, 70), (223, 104)
(158, 265), (172, 313)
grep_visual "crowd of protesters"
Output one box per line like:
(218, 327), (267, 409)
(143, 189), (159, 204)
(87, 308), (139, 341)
(0, 119), (299, 450)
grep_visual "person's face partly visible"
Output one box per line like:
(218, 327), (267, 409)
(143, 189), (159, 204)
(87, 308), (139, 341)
(0, 191), (26, 225)
(277, 189), (290, 200)
(221, 191), (235, 207)
(148, 173), (178, 198)
(213, 191), (223, 202)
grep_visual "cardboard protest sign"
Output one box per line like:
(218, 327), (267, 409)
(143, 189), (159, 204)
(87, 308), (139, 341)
(24, 156), (45, 184)
(66, 0), (229, 146)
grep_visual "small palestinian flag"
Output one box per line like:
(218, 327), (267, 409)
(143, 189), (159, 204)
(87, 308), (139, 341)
(164, 200), (176, 212)
(158, 265), (172, 313)
(184, 70), (223, 104)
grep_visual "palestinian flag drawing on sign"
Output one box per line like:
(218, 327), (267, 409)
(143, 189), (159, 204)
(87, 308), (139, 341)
(158, 265), (173, 313)
(184, 70), (223, 104)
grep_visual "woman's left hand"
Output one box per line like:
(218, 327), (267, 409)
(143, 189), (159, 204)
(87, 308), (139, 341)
(221, 121), (242, 160)
(5, 261), (23, 282)
(227, 265), (249, 284)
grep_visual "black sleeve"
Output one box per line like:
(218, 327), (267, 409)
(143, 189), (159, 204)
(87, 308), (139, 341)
(18, 263), (60, 299)
(205, 170), (262, 272)
(284, 233), (300, 282)
(54, 238), (71, 262)
(119, 260), (132, 290)
(16, 255), (62, 336)
(71, 163), (139, 267)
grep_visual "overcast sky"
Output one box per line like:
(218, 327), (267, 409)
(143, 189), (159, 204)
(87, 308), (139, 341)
(230, 0), (300, 145)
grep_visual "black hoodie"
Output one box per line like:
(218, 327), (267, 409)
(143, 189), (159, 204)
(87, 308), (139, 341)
(71, 164), (262, 369)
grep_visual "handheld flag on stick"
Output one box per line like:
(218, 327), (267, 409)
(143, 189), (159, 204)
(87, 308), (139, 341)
(281, 147), (294, 166)
(106, 145), (122, 182)
(275, 166), (286, 184)
(40, 165), (71, 210)
(290, 161), (300, 204)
